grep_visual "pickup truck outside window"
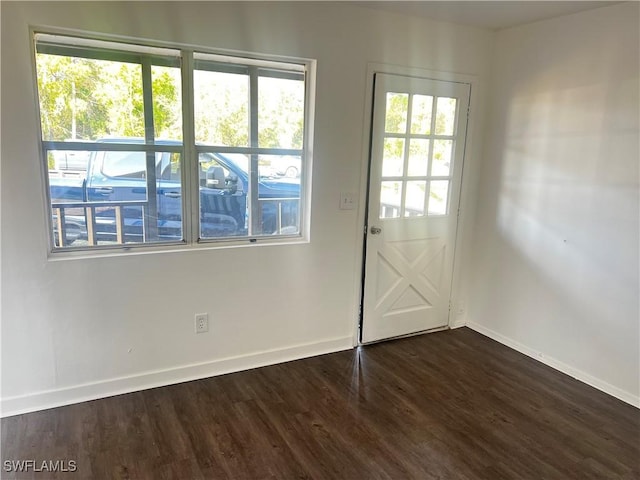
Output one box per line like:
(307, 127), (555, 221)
(34, 33), (313, 251)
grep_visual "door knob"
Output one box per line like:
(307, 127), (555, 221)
(370, 226), (382, 235)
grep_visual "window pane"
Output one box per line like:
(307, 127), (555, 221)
(432, 140), (453, 176)
(163, 152), (182, 181)
(380, 181), (402, 219)
(259, 156), (301, 235)
(404, 181), (426, 217)
(35, 54), (144, 141)
(435, 97), (457, 135)
(48, 149), (183, 247)
(198, 153), (301, 239)
(199, 152), (247, 238)
(410, 95), (433, 134)
(48, 150), (88, 204)
(407, 139), (430, 177)
(157, 152), (184, 243)
(384, 92), (408, 134)
(194, 70), (249, 146)
(428, 180), (449, 216)
(382, 138), (405, 177)
(258, 76), (304, 149)
(152, 65), (182, 141)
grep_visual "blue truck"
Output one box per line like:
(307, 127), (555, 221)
(48, 139), (300, 246)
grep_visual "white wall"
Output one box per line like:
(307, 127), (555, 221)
(468, 3), (639, 406)
(0, 1), (492, 415)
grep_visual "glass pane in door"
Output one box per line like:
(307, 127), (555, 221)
(432, 140), (453, 176)
(428, 180), (449, 215)
(407, 139), (430, 177)
(404, 181), (426, 217)
(435, 97), (457, 135)
(382, 138), (405, 177)
(410, 94), (433, 134)
(384, 93), (409, 133)
(380, 181), (403, 218)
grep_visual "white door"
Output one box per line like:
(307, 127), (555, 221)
(361, 73), (470, 343)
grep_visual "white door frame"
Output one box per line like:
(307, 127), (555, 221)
(351, 63), (481, 346)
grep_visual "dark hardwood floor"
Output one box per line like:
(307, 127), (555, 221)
(2, 327), (639, 479)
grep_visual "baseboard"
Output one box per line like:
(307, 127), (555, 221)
(1, 336), (354, 418)
(448, 319), (467, 329)
(467, 322), (640, 409)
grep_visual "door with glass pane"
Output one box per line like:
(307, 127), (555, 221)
(361, 73), (470, 343)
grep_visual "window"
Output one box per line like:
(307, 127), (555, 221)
(34, 33), (313, 251)
(379, 92), (457, 219)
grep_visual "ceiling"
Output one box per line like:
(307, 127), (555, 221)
(354, 1), (619, 30)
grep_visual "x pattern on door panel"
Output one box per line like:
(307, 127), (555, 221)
(373, 237), (446, 320)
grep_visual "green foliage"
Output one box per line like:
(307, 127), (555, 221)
(384, 93), (408, 133)
(435, 97), (456, 135)
(258, 77), (304, 149)
(258, 126), (280, 149)
(384, 138), (404, 162)
(102, 63), (145, 137)
(218, 105), (249, 147)
(36, 54), (109, 140)
(37, 52), (304, 150)
(383, 93), (457, 137)
(409, 95), (432, 135)
(36, 54), (181, 141)
(193, 71), (249, 147)
(152, 67), (181, 139)
(291, 123), (304, 149)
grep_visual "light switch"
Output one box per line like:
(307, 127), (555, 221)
(340, 192), (356, 210)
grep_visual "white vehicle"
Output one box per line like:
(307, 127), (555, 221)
(269, 156), (301, 178)
(53, 149), (90, 172)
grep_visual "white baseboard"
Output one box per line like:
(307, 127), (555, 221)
(448, 319), (467, 329)
(467, 322), (640, 409)
(1, 336), (354, 418)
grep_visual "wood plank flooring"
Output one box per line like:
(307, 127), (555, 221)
(2, 328), (639, 479)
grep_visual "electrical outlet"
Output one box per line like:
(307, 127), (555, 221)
(195, 313), (209, 333)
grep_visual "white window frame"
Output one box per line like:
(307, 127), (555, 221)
(32, 29), (316, 255)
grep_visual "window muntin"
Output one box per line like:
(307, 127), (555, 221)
(34, 33), (311, 251)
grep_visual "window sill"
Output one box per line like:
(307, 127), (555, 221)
(47, 234), (309, 262)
